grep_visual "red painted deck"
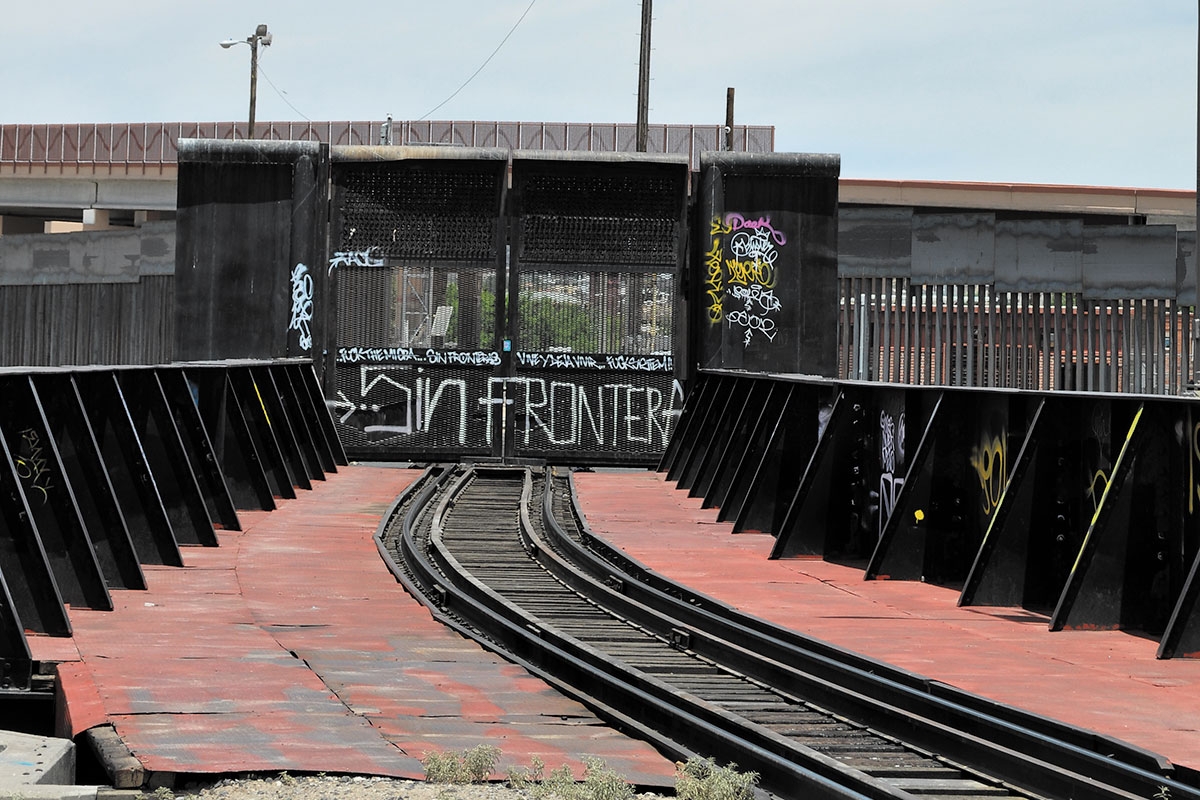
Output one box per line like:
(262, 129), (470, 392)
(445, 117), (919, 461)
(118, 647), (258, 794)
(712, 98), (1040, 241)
(27, 466), (675, 785)
(573, 469), (1200, 771)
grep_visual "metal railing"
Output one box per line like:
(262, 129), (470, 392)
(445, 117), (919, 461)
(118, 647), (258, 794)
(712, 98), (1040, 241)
(838, 279), (1198, 394)
(0, 121), (774, 172)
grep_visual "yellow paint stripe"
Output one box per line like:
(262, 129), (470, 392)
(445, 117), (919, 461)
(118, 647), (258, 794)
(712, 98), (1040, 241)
(254, 380), (271, 427)
(1070, 405), (1142, 575)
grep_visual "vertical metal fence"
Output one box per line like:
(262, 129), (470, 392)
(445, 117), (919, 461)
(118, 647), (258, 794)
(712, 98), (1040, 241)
(839, 280), (1196, 394)
(837, 210), (1198, 395)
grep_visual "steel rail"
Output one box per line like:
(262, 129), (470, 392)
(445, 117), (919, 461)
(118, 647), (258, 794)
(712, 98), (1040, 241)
(386, 465), (883, 800)
(544, 468), (1200, 800)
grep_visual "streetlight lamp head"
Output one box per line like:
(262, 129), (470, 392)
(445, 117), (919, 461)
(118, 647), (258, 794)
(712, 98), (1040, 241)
(255, 23), (269, 37)
(219, 38), (239, 48)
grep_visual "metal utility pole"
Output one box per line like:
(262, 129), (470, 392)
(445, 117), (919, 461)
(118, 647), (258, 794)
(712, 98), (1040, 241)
(725, 87), (735, 151)
(636, 0), (652, 152)
(220, 23), (272, 138)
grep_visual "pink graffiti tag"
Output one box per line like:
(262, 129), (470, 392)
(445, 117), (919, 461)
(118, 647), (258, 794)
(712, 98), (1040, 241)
(723, 213), (787, 246)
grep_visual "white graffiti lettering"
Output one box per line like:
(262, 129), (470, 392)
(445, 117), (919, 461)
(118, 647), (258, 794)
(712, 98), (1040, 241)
(729, 228), (781, 265)
(336, 347), (499, 366)
(333, 366), (680, 450)
(288, 263), (314, 352)
(423, 349), (502, 367)
(328, 247), (385, 274)
(725, 309), (778, 346)
(878, 410), (906, 537)
(513, 352), (674, 372)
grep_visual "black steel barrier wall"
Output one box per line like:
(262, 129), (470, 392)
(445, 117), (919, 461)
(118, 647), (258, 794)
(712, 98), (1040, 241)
(175, 139), (330, 363)
(696, 152), (841, 377)
(660, 370), (1200, 659)
(0, 359), (347, 693)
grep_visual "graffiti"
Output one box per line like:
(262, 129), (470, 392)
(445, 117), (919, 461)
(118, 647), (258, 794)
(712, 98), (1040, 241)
(337, 347), (500, 366)
(504, 378), (676, 448)
(710, 212), (787, 346)
(729, 228), (781, 273)
(518, 352), (602, 370)
(425, 350), (501, 367)
(1086, 469), (1110, 516)
(724, 309), (777, 342)
(878, 410), (905, 536)
(1154, 785), (1172, 800)
(970, 433), (1007, 515)
(603, 354), (673, 372)
(14, 428), (53, 505)
(288, 263), (314, 351)
(723, 212), (787, 246)
(515, 352), (673, 372)
(331, 366), (469, 440)
(332, 365), (680, 450)
(328, 247), (384, 273)
(704, 236), (724, 324)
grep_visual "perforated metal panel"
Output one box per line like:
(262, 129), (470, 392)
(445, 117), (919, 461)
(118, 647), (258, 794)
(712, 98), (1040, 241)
(516, 171), (682, 267)
(336, 163), (499, 261)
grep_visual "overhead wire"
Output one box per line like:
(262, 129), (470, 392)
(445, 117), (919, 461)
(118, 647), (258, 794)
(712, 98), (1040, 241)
(255, 49), (311, 121)
(416, 0), (536, 121)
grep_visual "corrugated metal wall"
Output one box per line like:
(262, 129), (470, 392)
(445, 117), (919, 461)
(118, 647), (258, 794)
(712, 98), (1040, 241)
(0, 223), (175, 367)
(0, 276), (173, 367)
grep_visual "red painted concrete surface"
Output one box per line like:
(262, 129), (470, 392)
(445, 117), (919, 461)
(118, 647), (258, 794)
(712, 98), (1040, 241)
(573, 469), (1200, 771)
(27, 465), (675, 785)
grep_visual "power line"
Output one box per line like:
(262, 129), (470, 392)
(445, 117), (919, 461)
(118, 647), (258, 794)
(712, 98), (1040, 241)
(417, 0), (536, 121)
(255, 51), (310, 121)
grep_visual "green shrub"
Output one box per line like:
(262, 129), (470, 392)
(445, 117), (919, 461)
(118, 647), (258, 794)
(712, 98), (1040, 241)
(675, 757), (759, 800)
(422, 744), (501, 784)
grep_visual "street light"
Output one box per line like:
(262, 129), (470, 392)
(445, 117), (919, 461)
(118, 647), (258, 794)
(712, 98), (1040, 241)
(220, 23), (272, 137)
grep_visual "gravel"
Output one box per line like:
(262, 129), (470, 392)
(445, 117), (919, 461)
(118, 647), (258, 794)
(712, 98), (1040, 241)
(167, 774), (671, 800)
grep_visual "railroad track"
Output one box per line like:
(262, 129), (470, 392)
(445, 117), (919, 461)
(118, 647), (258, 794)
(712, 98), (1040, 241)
(379, 465), (1200, 800)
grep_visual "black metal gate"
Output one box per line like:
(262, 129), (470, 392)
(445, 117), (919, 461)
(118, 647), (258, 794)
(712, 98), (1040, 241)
(327, 148), (689, 465)
(503, 154), (688, 464)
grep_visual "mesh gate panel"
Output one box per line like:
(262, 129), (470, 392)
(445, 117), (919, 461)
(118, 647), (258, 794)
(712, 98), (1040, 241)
(331, 158), (505, 459)
(336, 164), (499, 261)
(331, 361), (495, 455)
(509, 162), (686, 464)
(518, 270), (674, 355)
(338, 265), (497, 351)
(518, 173), (681, 266)
(508, 368), (680, 462)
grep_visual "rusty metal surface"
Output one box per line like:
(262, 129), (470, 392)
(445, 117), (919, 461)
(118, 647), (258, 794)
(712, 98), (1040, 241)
(574, 467), (1200, 772)
(47, 465), (675, 783)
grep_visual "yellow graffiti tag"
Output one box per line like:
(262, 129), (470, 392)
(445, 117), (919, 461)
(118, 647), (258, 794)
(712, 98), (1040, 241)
(726, 257), (776, 289)
(710, 216), (733, 236)
(969, 434), (1006, 516)
(704, 238), (724, 324)
(1086, 469), (1109, 515)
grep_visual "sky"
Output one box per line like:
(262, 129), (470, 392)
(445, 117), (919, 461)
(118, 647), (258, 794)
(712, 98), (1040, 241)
(2, 1), (1196, 189)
